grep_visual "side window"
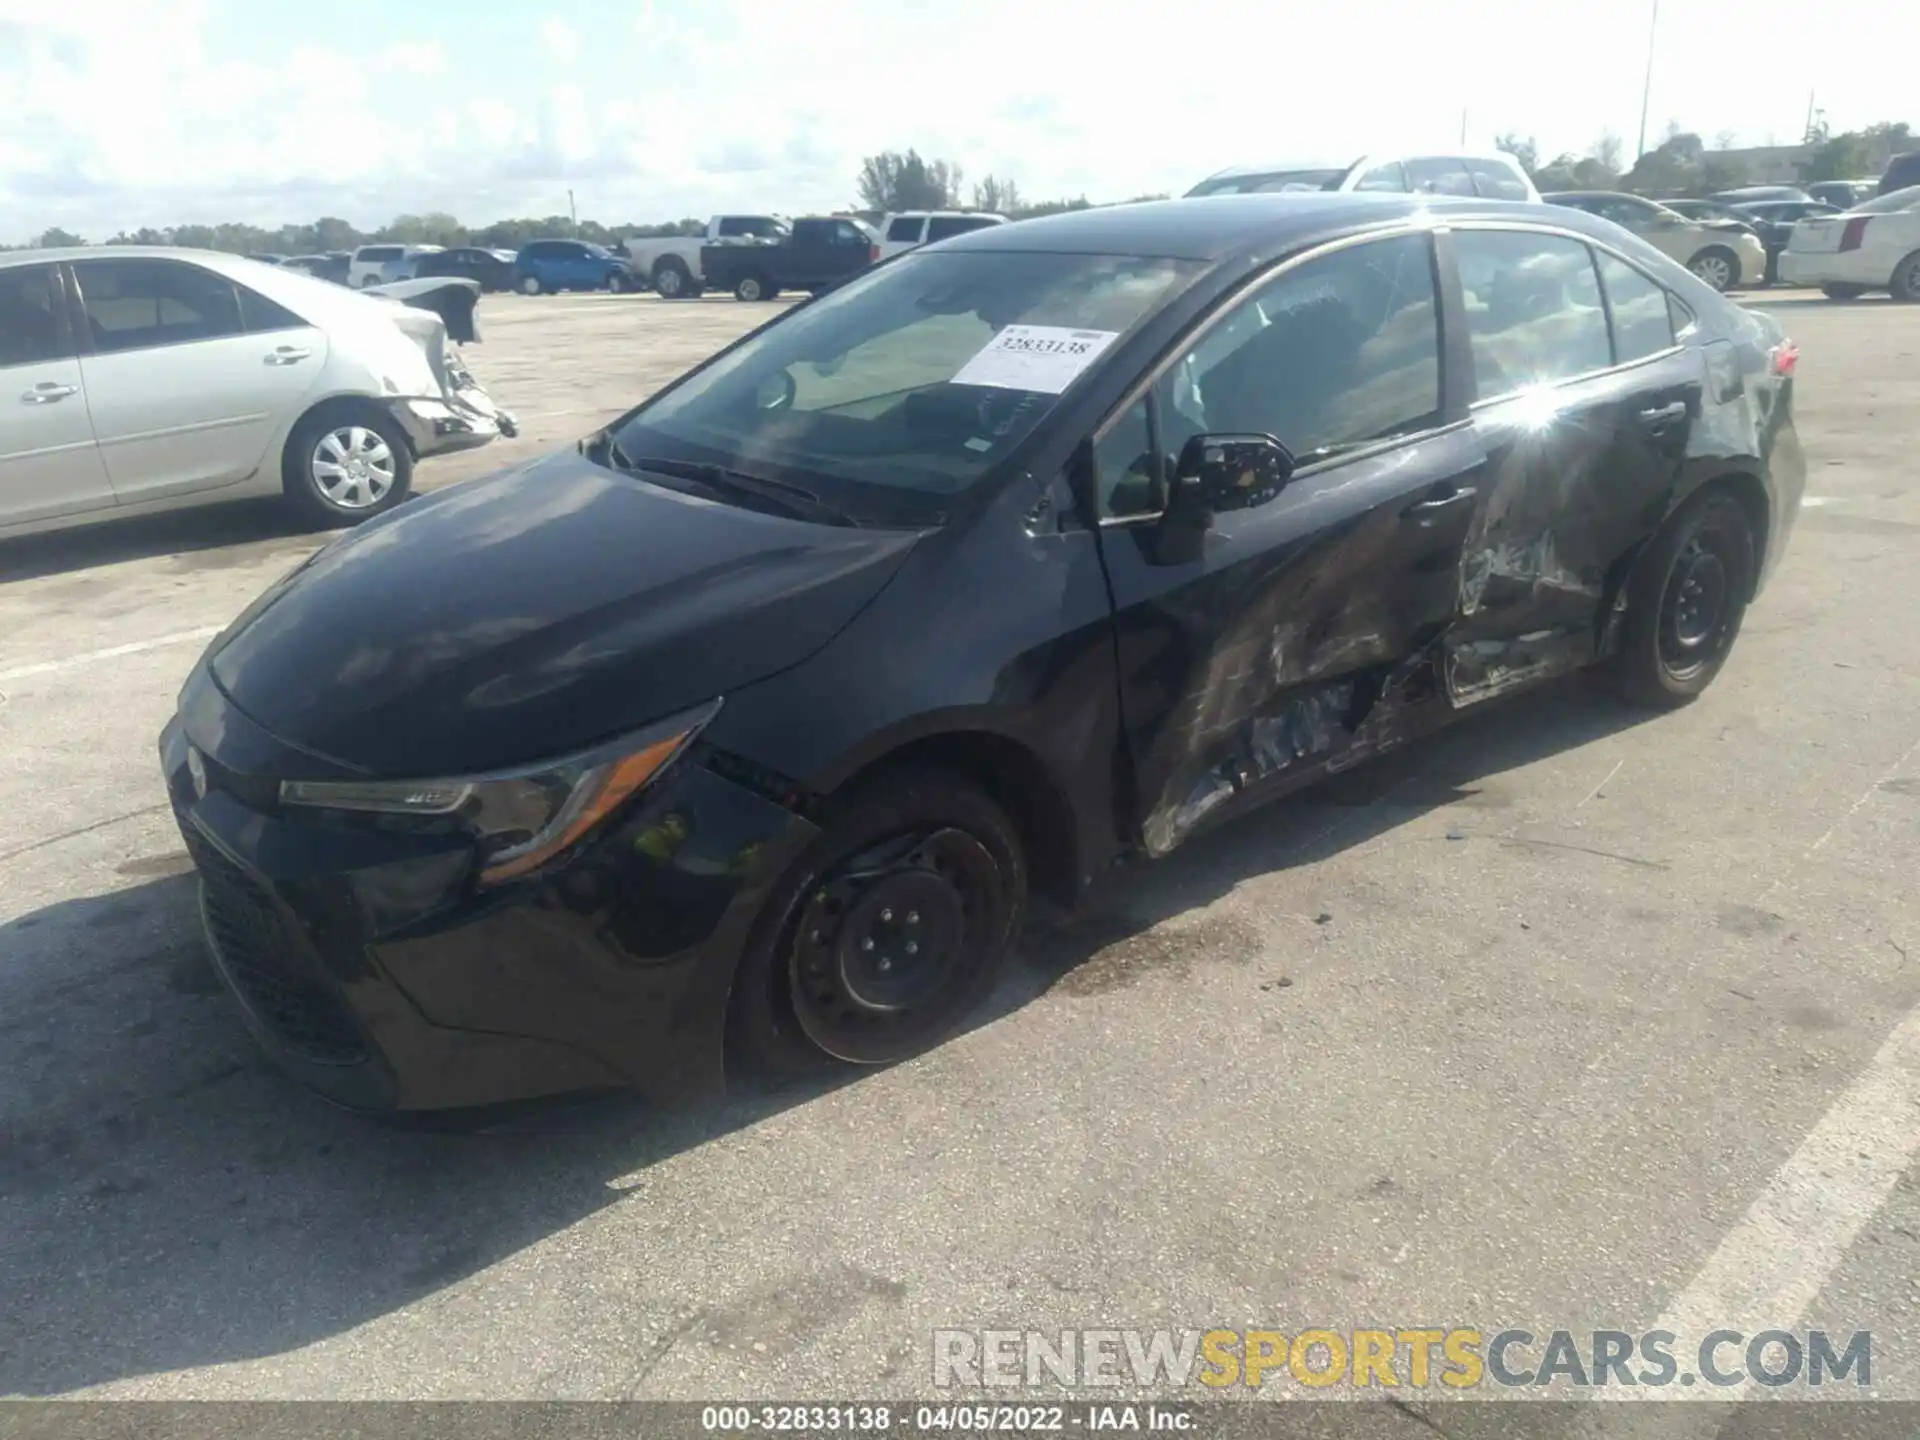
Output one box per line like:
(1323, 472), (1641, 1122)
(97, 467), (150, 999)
(236, 283), (308, 334)
(1152, 232), (1441, 475)
(832, 221), (870, 246)
(1453, 230), (1611, 399)
(886, 217), (924, 243)
(926, 216), (986, 242)
(1668, 292), (1697, 337)
(1405, 157), (1475, 196)
(1354, 162), (1407, 192)
(72, 259), (244, 355)
(1093, 398), (1161, 519)
(1597, 197), (1655, 229)
(1467, 158), (1531, 201)
(0, 264), (72, 367)
(716, 218), (747, 237)
(1595, 251), (1674, 362)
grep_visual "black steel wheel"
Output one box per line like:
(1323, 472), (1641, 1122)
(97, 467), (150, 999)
(728, 770), (1026, 1078)
(1610, 490), (1755, 708)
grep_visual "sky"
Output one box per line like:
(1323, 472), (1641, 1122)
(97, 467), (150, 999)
(0, 0), (1909, 242)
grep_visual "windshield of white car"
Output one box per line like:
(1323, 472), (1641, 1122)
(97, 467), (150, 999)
(1186, 169), (1348, 196)
(609, 249), (1201, 523)
(1849, 186), (1920, 214)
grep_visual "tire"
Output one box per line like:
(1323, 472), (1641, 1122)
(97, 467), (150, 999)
(518, 274), (542, 296)
(607, 271), (628, 294)
(1891, 251), (1920, 303)
(1687, 247), (1739, 292)
(1609, 490), (1756, 709)
(282, 405), (414, 529)
(1822, 283), (1867, 301)
(734, 273), (776, 302)
(652, 258), (697, 298)
(727, 768), (1028, 1081)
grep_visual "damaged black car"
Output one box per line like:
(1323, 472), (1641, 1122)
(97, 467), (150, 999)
(160, 193), (1805, 1113)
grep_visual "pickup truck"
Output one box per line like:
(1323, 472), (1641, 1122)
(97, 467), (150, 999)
(622, 215), (789, 298)
(699, 216), (880, 301)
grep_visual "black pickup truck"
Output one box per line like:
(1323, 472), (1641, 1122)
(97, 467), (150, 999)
(700, 216), (879, 301)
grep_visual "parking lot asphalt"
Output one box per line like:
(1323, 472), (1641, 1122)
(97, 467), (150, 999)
(1, 289), (1918, 1421)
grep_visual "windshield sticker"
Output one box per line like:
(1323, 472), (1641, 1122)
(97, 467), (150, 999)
(951, 325), (1121, 394)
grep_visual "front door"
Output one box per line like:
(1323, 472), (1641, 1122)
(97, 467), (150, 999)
(1442, 227), (1701, 703)
(71, 257), (324, 502)
(1091, 230), (1485, 855)
(0, 262), (114, 529)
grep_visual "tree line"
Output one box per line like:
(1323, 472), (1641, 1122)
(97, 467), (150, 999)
(11, 121), (1910, 255)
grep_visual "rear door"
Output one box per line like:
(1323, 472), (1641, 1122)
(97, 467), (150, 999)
(1092, 229), (1486, 854)
(0, 262), (114, 527)
(72, 257), (326, 502)
(1441, 224), (1701, 702)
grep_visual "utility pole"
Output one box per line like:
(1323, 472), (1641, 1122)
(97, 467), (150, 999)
(1802, 90), (1819, 142)
(568, 189), (578, 233)
(1460, 109), (1468, 146)
(1635, 0), (1659, 160)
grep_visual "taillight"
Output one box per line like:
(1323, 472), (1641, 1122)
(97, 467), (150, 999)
(1839, 217), (1870, 252)
(1772, 339), (1799, 377)
(869, 244), (880, 263)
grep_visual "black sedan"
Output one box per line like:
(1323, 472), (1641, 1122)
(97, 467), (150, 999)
(408, 246), (519, 292)
(160, 194), (1806, 1113)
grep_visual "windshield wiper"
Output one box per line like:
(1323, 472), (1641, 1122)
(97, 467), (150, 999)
(620, 454), (862, 527)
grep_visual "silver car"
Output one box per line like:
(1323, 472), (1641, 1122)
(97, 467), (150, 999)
(1543, 191), (1769, 291)
(0, 246), (514, 540)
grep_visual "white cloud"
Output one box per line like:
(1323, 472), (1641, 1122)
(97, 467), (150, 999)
(1, 0), (1913, 242)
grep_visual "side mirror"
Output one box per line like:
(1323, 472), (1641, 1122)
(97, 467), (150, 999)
(753, 370), (797, 413)
(1169, 433), (1296, 517)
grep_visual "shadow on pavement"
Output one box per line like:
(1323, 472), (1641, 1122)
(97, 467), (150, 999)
(0, 499), (323, 585)
(0, 676), (1653, 1396)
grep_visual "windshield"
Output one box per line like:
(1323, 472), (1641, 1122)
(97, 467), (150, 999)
(1186, 168), (1347, 197)
(1851, 185), (1920, 214)
(611, 249), (1201, 521)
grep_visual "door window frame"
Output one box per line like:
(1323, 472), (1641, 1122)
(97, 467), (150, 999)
(1086, 223), (1468, 527)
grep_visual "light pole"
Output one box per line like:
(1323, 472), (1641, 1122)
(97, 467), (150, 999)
(1635, 0), (1660, 160)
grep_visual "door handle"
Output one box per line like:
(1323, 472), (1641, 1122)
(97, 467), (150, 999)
(1400, 485), (1477, 520)
(264, 347), (312, 365)
(1637, 400), (1689, 427)
(20, 382), (78, 403)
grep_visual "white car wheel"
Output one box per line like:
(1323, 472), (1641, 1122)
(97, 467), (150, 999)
(519, 275), (542, 295)
(1688, 250), (1736, 291)
(311, 425), (400, 510)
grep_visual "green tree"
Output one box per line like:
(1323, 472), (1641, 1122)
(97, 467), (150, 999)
(35, 226), (86, 248)
(1495, 133), (1539, 176)
(856, 149), (965, 211)
(971, 174), (1024, 214)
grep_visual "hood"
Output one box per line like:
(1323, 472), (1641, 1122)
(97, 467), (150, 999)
(208, 452), (920, 776)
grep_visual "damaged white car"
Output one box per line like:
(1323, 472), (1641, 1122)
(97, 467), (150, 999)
(0, 247), (517, 538)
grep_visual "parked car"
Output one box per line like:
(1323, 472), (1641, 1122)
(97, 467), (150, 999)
(246, 253), (289, 266)
(1664, 199), (1762, 232)
(348, 243), (443, 288)
(1709, 185), (1814, 206)
(1186, 151), (1539, 202)
(511, 239), (634, 295)
(1543, 191), (1768, 290)
(1878, 151), (1920, 196)
(406, 247), (518, 292)
(700, 216), (880, 300)
(624, 215), (790, 298)
(157, 193), (1802, 1113)
(877, 211), (1008, 260)
(1732, 199), (1842, 283)
(1807, 180), (1877, 209)
(0, 246), (514, 539)
(1779, 184), (1920, 300)
(282, 253), (351, 286)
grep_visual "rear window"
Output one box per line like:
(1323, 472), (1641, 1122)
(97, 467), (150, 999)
(1186, 168), (1346, 196)
(886, 217), (924, 242)
(1467, 158), (1531, 201)
(357, 246), (403, 261)
(1406, 157), (1476, 197)
(925, 215), (999, 242)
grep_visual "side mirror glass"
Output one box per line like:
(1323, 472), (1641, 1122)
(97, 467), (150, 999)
(753, 370), (797, 413)
(1169, 433), (1296, 517)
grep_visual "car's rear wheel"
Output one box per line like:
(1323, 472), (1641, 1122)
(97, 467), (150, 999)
(1891, 252), (1920, 303)
(1687, 247), (1739, 291)
(283, 406), (414, 529)
(1609, 490), (1755, 708)
(734, 273), (776, 302)
(1822, 283), (1867, 300)
(727, 769), (1027, 1081)
(518, 275), (542, 295)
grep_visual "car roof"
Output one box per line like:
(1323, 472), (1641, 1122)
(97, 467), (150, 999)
(0, 243), (278, 270)
(938, 193), (1602, 262)
(1203, 151), (1524, 183)
(1542, 190), (1650, 201)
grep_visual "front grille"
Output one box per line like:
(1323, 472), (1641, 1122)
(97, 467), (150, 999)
(184, 831), (369, 1065)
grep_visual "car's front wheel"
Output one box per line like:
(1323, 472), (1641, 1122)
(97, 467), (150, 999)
(518, 274), (542, 295)
(728, 768), (1027, 1081)
(1609, 489), (1755, 708)
(1687, 247), (1739, 291)
(282, 406), (414, 529)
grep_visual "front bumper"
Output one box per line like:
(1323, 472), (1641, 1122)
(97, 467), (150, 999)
(159, 665), (818, 1113)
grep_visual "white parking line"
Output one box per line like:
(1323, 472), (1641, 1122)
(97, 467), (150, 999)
(0, 625), (224, 683)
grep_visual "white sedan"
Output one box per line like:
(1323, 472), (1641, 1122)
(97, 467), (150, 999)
(1778, 185), (1920, 301)
(0, 246), (515, 540)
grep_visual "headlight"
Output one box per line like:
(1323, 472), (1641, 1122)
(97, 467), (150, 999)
(278, 700), (719, 885)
